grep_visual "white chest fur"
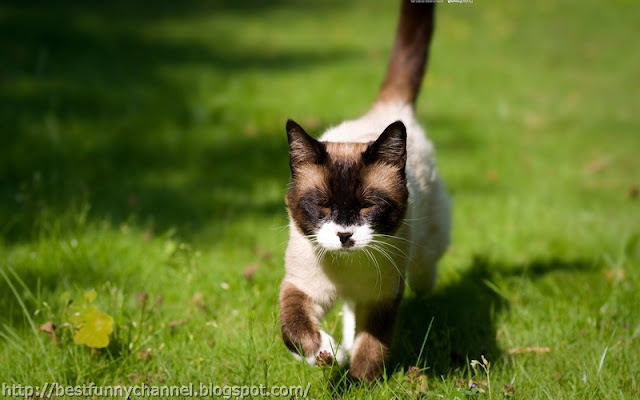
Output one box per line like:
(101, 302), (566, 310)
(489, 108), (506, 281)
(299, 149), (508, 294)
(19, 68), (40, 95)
(318, 237), (407, 303)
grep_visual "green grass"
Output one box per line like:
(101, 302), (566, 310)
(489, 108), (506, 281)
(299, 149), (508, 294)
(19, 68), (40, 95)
(1, 0), (639, 398)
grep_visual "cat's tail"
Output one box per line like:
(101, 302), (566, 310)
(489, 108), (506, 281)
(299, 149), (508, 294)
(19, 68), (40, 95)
(375, 0), (435, 108)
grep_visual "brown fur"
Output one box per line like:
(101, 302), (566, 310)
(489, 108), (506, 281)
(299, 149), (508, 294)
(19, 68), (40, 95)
(286, 130), (408, 237)
(279, 282), (321, 357)
(376, 1), (435, 106)
(349, 297), (402, 380)
(362, 162), (408, 204)
(325, 142), (369, 160)
(287, 164), (327, 195)
(350, 332), (388, 380)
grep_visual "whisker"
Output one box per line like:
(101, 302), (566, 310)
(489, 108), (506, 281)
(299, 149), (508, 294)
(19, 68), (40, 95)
(370, 195), (392, 207)
(402, 215), (432, 222)
(369, 239), (409, 257)
(372, 233), (423, 249)
(370, 235), (412, 254)
(363, 248), (383, 298)
(270, 224), (290, 233)
(369, 243), (408, 287)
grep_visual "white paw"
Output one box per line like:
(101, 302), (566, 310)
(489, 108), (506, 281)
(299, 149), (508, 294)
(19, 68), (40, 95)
(290, 330), (348, 367)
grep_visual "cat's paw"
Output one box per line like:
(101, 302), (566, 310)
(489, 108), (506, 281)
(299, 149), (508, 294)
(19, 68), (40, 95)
(290, 330), (348, 367)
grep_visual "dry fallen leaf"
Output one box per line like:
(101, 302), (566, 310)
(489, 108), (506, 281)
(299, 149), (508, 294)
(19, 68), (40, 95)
(604, 268), (626, 283)
(243, 263), (259, 280)
(136, 291), (149, 307)
(253, 246), (273, 261)
(191, 292), (209, 312)
(137, 348), (153, 361)
(39, 321), (60, 345)
(39, 321), (55, 334)
(583, 157), (609, 174)
(169, 318), (188, 332)
(503, 383), (515, 396)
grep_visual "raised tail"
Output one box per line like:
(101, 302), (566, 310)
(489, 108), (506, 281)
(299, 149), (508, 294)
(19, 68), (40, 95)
(375, 0), (435, 108)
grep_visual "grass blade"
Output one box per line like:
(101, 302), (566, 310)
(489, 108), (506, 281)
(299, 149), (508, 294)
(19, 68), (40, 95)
(0, 267), (44, 351)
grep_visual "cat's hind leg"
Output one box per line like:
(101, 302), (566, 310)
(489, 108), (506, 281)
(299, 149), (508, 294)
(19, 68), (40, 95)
(407, 178), (450, 296)
(279, 281), (347, 366)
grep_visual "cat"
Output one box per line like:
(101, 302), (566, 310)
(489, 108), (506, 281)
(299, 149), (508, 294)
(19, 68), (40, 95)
(279, 0), (450, 381)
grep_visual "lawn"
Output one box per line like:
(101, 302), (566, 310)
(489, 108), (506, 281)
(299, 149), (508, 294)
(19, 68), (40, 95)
(1, 0), (639, 398)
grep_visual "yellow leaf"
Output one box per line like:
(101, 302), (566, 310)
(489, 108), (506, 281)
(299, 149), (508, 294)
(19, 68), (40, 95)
(72, 305), (114, 349)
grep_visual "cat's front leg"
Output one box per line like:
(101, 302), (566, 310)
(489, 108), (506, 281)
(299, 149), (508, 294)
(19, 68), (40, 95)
(349, 299), (401, 381)
(279, 281), (346, 366)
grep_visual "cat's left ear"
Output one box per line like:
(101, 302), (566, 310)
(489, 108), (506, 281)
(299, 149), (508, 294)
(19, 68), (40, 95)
(363, 121), (407, 167)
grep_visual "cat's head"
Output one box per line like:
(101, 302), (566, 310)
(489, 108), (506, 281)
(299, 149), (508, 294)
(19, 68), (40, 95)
(285, 119), (409, 251)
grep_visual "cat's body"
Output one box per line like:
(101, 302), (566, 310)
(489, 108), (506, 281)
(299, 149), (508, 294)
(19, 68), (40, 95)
(285, 102), (448, 303)
(279, 1), (450, 380)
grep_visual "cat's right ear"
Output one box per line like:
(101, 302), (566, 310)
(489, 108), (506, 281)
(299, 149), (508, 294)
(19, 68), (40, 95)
(363, 121), (407, 167)
(286, 119), (326, 169)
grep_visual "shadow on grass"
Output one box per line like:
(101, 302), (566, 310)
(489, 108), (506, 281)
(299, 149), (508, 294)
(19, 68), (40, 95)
(0, 0), (356, 244)
(390, 256), (593, 376)
(320, 256), (593, 396)
(0, 0), (360, 330)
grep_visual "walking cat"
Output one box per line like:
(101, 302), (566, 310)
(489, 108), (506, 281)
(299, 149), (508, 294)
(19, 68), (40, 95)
(279, 0), (450, 380)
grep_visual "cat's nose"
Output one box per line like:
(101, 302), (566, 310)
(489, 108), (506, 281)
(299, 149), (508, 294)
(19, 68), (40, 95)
(337, 232), (353, 245)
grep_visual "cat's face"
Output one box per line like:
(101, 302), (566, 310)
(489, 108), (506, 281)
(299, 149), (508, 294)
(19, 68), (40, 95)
(285, 120), (409, 251)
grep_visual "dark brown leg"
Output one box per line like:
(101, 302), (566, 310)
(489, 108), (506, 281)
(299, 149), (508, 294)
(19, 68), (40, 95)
(349, 298), (401, 381)
(279, 281), (322, 360)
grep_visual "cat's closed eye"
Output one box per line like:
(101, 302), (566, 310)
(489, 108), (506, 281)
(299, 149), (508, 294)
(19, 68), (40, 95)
(312, 194), (331, 209)
(311, 195), (331, 215)
(362, 190), (392, 209)
(361, 202), (376, 210)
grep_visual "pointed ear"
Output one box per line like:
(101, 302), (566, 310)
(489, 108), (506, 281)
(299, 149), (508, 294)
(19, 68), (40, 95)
(363, 121), (407, 166)
(286, 119), (326, 169)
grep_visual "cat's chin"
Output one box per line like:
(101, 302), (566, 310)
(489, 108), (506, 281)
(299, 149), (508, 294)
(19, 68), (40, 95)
(314, 241), (371, 254)
(324, 246), (365, 253)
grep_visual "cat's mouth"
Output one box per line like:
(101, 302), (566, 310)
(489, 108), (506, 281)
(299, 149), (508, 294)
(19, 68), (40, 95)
(314, 222), (373, 251)
(318, 243), (368, 253)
